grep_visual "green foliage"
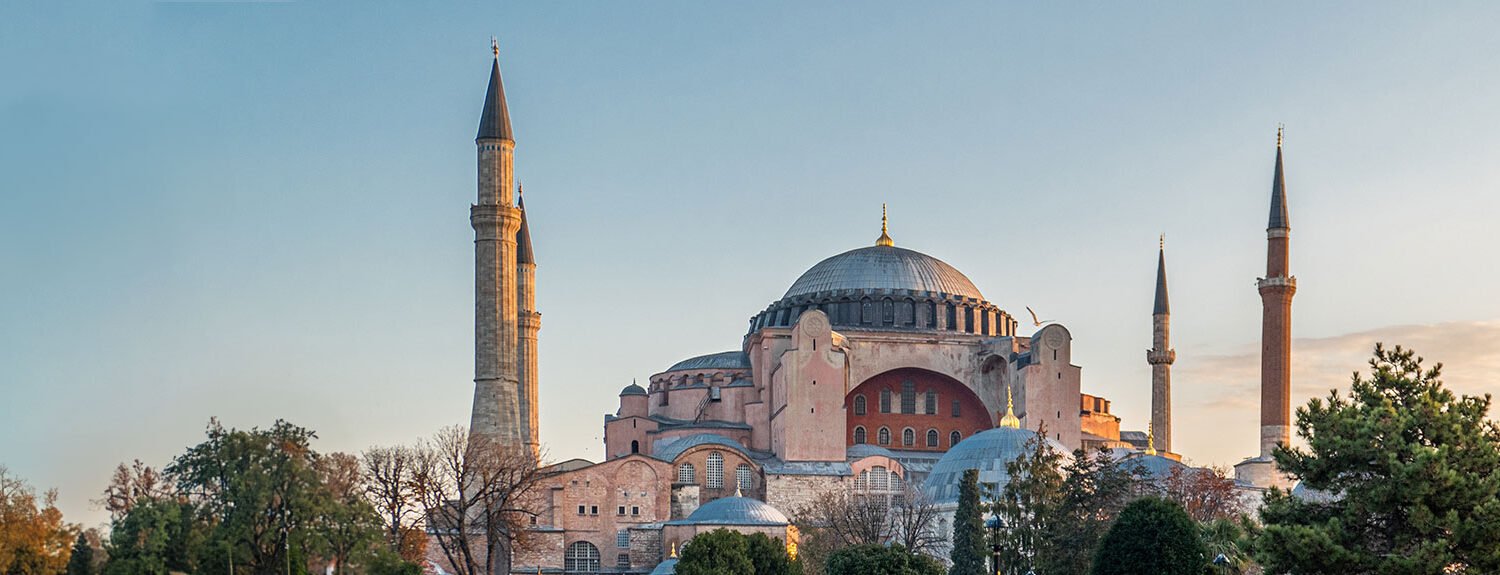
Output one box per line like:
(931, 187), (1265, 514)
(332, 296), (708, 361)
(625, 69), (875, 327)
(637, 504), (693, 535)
(825, 544), (944, 575)
(64, 533), (94, 575)
(103, 499), (195, 575)
(1257, 344), (1500, 574)
(1199, 515), (1258, 575)
(949, 469), (987, 575)
(746, 532), (802, 575)
(1090, 497), (1205, 575)
(675, 529), (754, 575)
(363, 546), (422, 575)
(994, 427), (1065, 575)
(1043, 447), (1149, 575)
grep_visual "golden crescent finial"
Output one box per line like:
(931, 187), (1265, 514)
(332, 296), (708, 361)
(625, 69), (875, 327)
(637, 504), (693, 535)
(999, 384), (1021, 429)
(1159, 233), (1164, 250)
(1145, 422), (1157, 456)
(875, 203), (894, 247)
(1277, 123), (1284, 148)
(491, 36), (499, 58)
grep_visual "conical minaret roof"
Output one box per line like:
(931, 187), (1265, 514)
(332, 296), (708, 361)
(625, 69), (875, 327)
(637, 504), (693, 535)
(517, 189), (535, 264)
(1153, 238), (1169, 315)
(477, 41), (514, 142)
(1269, 127), (1288, 230)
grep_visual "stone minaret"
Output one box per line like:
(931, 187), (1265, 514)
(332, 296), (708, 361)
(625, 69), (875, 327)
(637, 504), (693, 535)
(516, 190), (541, 456)
(1147, 238), (1175, 454)
(1257, 128), (1295, 457)
(470, 43), (528, 448)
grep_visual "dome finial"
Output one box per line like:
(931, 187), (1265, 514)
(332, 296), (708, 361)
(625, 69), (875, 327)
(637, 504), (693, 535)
(875, 203), (894, 247)
(999, 385), (1021, 429)
(1277, 123), (1284, 148)
(670, 542), (678, 559)
(491, 36), (499, 58)
(1145, 422), (1157, 456)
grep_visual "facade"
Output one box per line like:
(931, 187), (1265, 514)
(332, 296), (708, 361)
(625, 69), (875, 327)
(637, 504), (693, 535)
(458, 49), (1297, 573)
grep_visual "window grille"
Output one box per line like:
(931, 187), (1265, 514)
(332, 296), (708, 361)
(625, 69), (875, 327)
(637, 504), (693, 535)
(925, 391), (937, 415)
(950, 431), (961, 447)
(951, 398), (961, 417)
(617, 530), (630, 548)
(902, 428), (915, 446)
(879, 389), (892, 413)
(853, 426), (866, 444)
(736, 464), (753, 491)
(926, 429), (939, 447)
(706, 452), (724, 489)
(564, 541), (601, 573)
(853, 395), (866, 415)
(901, 381), (916, 414)
(878, 427), (891, 445)
(677, 463), (695, 484)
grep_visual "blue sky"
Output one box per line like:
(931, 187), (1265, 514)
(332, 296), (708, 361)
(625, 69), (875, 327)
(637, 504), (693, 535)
(4, 2), (1499, 527)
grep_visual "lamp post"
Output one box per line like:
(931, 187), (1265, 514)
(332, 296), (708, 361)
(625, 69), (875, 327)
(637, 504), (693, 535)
(986, 513), (1005, 575)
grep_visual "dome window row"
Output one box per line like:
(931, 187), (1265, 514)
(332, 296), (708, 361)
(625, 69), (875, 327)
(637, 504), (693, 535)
(854, 425), (965, 448)
(751, 294), (1015, 337)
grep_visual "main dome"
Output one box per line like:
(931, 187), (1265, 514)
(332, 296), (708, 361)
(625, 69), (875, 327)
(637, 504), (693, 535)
(783, 245), (984, 300)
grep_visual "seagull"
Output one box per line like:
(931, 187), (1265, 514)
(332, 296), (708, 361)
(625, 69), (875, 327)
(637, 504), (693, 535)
(1025, 306), (1054, 327)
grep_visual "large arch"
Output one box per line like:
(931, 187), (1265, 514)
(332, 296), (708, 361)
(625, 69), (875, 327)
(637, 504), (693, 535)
(843, 367), (993, 452)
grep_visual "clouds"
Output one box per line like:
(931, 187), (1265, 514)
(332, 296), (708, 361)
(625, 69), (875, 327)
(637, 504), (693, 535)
(1173, 320), (1500, 466)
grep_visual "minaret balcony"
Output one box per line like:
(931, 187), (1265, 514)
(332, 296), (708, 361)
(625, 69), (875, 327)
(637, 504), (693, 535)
(1256, 276), (1296, 289)
(1146, 349), (1176, 365)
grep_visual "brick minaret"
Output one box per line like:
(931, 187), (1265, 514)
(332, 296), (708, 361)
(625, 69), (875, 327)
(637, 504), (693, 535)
(516, 191), (541, 456)
(1147, 238), (1175, 454)
(1257, 128), (1295, 457)
(470, 42), (527, 448)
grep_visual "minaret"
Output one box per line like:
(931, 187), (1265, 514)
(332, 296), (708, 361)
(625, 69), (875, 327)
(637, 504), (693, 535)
(1147, 236), (1175, 454)
(470, 40), (526, 448)
(1257, 127), (1295, 457)
(516, 188), (541, 456)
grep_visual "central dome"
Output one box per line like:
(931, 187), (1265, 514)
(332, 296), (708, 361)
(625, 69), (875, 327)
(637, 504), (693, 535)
(783, 245), (984, 300)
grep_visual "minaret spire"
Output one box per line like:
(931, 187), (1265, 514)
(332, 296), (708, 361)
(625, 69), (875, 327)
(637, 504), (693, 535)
(875, 203), (894, 247)
(1147, 237), (1176, 453)
(477, 39), (514, 142)
(1269, 125), (1289, 230)
(1257, 127), (1296, 459)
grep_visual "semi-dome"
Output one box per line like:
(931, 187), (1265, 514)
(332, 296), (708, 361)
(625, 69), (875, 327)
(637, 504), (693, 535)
(923, 427), (1069, 504)
(665, 351), (751, 373)
(666, 495), (790, 526)
(784, 245), (984, 301)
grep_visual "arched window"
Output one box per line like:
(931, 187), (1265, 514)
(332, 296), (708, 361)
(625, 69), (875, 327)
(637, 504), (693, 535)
(926, 429), (939, 447)
(946, 303), (957, 330)
(630, 440), (639, 454)
(564, 541), (601, 573)
(951, 398), (961, 417)
(853, 426), (867, 444)
(877, 427), (891, 446)
(879, 389), (892, 413)
(900, 381), (916, 414)
(950, 431), (962, 447)
(924, 391), (937, 415)
(900, 299), (915, 326)
(736, 464), (753, 491)
(861, 298), (874, 324)
(706, 452), (724, 489)
(964, 306), (975, 333)
(868, 466), (890, 492)
(902, 428), (915, 447)
(926, 301), (938, 328)
(882, 298), (895, 325)
(853, 395), (867, 416)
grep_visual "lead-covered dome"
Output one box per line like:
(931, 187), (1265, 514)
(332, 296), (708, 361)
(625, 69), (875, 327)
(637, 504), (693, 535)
(665, 495), (790, 526)
(784, 246), (984, 301)
(923, 427), (1069, 504)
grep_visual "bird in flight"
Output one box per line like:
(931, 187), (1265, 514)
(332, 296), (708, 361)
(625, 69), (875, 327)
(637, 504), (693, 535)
(1025, 306), (1054, 327)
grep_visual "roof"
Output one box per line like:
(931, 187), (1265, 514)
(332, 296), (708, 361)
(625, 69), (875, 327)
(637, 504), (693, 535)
(649, 559), (677, 575)
(516, 194), (534, 264)
(922, 427), (1068, 504)
(1122, 453), (1189, 479)
(477, 55), (513, 141)
(665, 351), (750, 372)
(1269, 138), (1289, 229)
(665, 496), (790, 526)
(1153, 246), (1170, 315)
(651, 434), (754, 462)
(783, 245), (984, 301)
(761, 460), (851, 476)
(619, 382), (647, 396)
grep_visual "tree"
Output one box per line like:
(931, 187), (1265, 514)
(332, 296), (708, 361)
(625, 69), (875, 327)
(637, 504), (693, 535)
(1159, 466), (1242, 523)
(674, 529), (753, 575)
(792, 484), (943, 558)
(0, 466), (75, 575)
(360, 446), (425, 563)
(746, 532), (801, 575)
(63, 532), (93, 575)
(98, 461), (171, 523)
(949, 468), (987, 575)
(1200, 515), (1259, 575)
(311, 453), (382, 575)
(410, 426), (545, 575)
(1041, 446), (1149, 575)
(1090, 497), (1205, 575)
(102, 498), (195, 575)
(825, 544), (945, 575)
(993, 428), (1065, 575)
(1257, 344), (1500, 574)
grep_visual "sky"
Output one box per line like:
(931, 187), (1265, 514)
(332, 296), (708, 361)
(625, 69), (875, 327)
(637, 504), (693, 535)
(3, 2), (1500, 529)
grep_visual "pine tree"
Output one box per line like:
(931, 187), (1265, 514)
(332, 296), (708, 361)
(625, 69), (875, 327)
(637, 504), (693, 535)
(65, 532), (95, 575)
(949, 469), (988, 575)
(1090, 497), (1205, 575)
(1257, 344), (1500, 574)
(994, 427), (1064, 575)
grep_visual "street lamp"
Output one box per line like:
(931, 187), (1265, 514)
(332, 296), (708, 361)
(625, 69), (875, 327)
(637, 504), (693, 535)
(986, 514), (1005, 575)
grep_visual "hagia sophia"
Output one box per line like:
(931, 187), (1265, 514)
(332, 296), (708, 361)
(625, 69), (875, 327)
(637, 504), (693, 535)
(460, 47), (1298, 574)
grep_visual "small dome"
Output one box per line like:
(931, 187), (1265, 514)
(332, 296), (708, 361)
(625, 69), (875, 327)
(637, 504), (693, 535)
(667, 496), (790, 526)
(649, 558), (678, 575)
(923, 427), (1069, 504)
(1122, 453), (1189, 479)
(1291, 482), (1341, 503)
(620, 383), (648, 396)
(665, 351), (750, 373)
(784, 245), (984, 301)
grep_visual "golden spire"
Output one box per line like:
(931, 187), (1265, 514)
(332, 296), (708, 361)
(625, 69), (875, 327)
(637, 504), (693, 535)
(1145, 422), (1157, 456)
(999, 384), (1021, 429)
(875, 203), (894, 247)
(670, 542), (678, 559)
(1277, 123), (1284, 148)
(491, 36), (499, 58)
